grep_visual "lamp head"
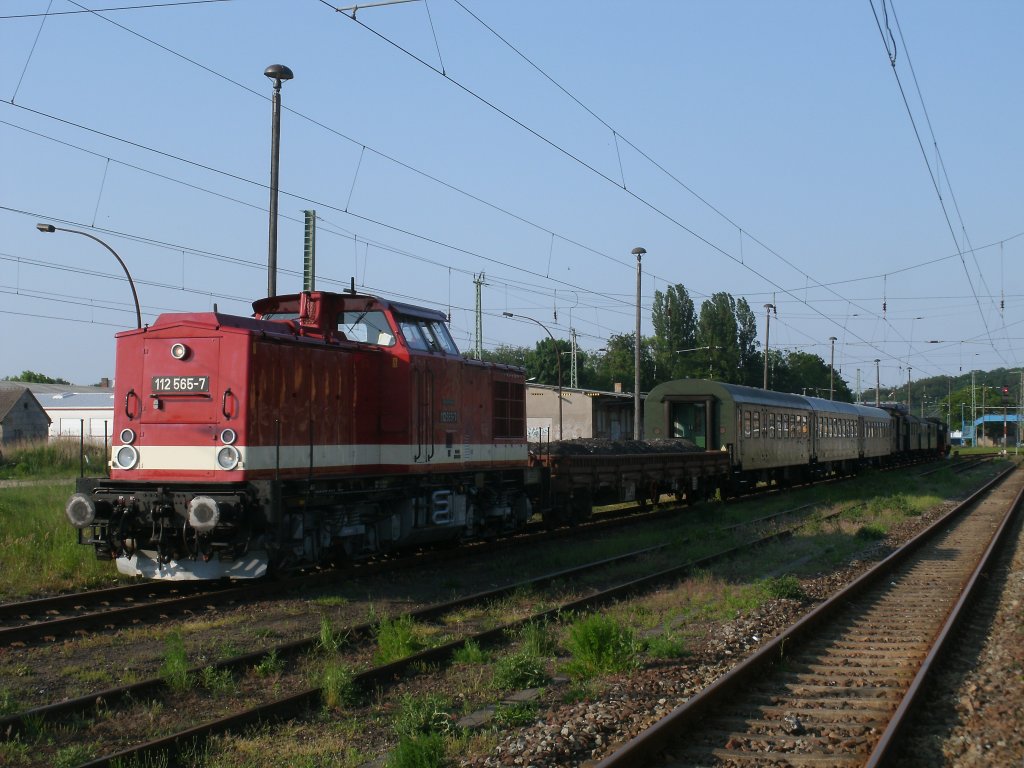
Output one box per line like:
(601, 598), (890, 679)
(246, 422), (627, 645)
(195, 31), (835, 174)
(631, 247), (646, 257)
(36, 223), (56, 233)
(264, 64), (294, 83)
(502, 311), (514, 318)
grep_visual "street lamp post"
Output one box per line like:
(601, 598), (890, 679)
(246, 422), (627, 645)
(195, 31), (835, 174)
(762, 303), (775, 389)
(265, 64), (294, 298)
(631, 247), (646, 440)
(907, 366), (912, 411)
(503, 312), (562, 439)
(828, 336), (837, 400)
(36, 223), (142, 329)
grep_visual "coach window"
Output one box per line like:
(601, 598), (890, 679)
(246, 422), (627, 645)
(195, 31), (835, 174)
(768, 413), (776, 439)
(752, 411), (761, 438)
(743, 410), (751, 438)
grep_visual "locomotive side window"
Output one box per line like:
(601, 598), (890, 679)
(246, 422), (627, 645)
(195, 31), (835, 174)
(337, 311), (396, 346)
(493, 380), (525, 438)
(426, 321), (460, 355)
(399, 320), (429, 350)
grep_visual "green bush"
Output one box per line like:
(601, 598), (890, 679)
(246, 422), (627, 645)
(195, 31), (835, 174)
(375, 615), (424, 664)
(393, 693), (456, 739)
(159, 631), (193, 693)
(759, 575), (805, 601)
(492, 650), (549, 691)
(0, 438), (107, 479)
(386, 733), (447, 768)
(320, 661), (358, 710)
(563, 613), (639, 681)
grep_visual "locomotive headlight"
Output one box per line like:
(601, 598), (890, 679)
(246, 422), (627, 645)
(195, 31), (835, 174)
(116, 445), (139, 469)
(220, 428), (237, 445)
(170, 342), (189, 360)
(188, 496), (220, 533)
(119, 428), (136, 445)
(65, 493), (96, 528)
(217, 445), (240, 470)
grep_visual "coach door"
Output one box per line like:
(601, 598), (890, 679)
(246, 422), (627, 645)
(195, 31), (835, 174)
(669, 399), (712, 449)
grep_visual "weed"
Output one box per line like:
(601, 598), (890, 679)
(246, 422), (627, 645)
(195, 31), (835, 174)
(199, 666), (235, 696)
(0, 738), (30, 767)
(318, 616), (346, 654)
(517, 619), (557, 657)
(759, 575), (805, 601)
(386, 732), (447, 768)
(393, 692), (456, 739)
(320, 661), (358, 710)
(254, 649), (285, 677)
(54, 744), (97, 768)
(312, 595), (349, 607)
(644, 628), (690, 660)
(492, 701), (538, 728)
(563, 613), (639, 682)
(375, 615), (424, 664)
(0, 688), (19, 716)
(452, 638), (488, 665)
(856, 523), (888, 541)
(492, 650), (549, 691)
(159, 631), (193, 693)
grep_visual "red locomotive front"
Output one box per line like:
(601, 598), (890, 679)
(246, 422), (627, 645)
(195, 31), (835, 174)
(66, 291), (530, 579)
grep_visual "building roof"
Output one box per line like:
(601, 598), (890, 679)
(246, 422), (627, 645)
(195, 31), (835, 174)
(0, 386), (48, 421)
(36, 391), (116, 410)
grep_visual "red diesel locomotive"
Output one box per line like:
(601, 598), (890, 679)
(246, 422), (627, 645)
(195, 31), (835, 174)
(65, 290), (531, 579)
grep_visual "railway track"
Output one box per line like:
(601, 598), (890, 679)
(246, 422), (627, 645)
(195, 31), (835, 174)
(594, 462), (1022, 768)
(1, 498), (842, 766)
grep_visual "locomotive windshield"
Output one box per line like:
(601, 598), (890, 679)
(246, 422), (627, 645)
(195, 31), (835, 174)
(337, 310), (396, 346)
(397, 316), (460, 355)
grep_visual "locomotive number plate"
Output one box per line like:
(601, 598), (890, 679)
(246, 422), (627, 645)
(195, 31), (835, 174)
(152, 375), (210, 393)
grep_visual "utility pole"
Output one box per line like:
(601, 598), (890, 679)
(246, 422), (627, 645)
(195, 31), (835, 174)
(763, 303), (776, 390)
(632, 247), (646, 440)
(570, 328), (579, 389)
(473, 272), (487, 359)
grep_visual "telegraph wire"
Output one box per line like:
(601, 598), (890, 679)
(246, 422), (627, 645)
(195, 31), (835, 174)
(0, 1), (234, 19)
(325, 2), (937, 366)
(868, 0), (1002, 363)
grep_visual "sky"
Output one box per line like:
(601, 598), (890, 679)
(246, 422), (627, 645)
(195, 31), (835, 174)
(1, 0), (1021, 394)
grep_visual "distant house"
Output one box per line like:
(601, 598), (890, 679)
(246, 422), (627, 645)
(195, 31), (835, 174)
(526, 383), (640, 441)
(0, 387), (51, 445)
(0, 381), (114, 444)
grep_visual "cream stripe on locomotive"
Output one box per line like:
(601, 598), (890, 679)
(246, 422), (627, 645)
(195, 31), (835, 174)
(112, 443), (528, 472)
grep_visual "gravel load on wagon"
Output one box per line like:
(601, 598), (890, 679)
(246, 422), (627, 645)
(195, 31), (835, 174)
(531, 438), (702, 456)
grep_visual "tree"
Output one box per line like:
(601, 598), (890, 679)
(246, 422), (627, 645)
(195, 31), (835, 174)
(4, 370), (71, 385)
(479, 345), (530, 369)
(524, 338), (572, 387)
(735, 298), (761, 386)
(651, 284), (698, 381)
(697, 292), (740, 381)
(591, 333), (655, 393)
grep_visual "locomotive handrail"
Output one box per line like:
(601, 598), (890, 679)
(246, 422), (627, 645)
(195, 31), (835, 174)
(222, 388), (233, 419)
(125, 388), (139, 420)
(426, 368), (435, 461)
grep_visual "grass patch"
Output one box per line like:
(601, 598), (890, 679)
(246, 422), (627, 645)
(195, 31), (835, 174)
(492, 650), (549, 691)
(563, 613), (640, 682)
(393, 693), (457, 739)
(160, 631), (193, 693)
(855, 523), (888, 541)
(386, 732), (447, 768)
(758, 575), (805, 601)
(319, 661), (358, 710)
(254, 649), (285, 677)
(452, 638), (488, 665)
(200, 666), (235, 696)
(375, 615), (425, 664)
(0, 438), (106, 480)
(492, 701), (538, 728)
